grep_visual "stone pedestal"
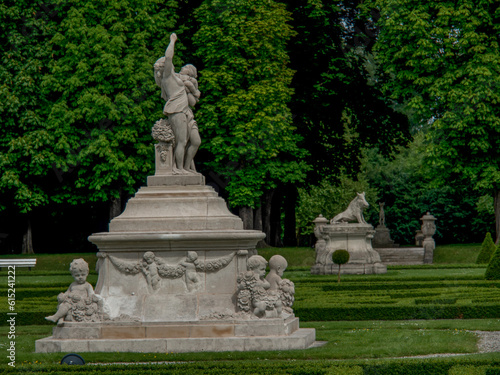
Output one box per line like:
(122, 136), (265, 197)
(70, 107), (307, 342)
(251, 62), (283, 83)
(372, 224), (398, 248)
(420, 212), (437, 264)
(36, 174), (315, 353)
(311, 222), (387, 275)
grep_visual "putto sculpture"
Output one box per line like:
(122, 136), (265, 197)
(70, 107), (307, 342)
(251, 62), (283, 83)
(153, 32), (201, 174)
(45, 259), (102, 324)
(330, 192), (369, 224)
(237, 255), (295, 318)
(266, 255), (295, 314)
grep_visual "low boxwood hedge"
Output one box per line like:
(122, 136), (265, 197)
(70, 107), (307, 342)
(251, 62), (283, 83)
(2, 358), (500, 375)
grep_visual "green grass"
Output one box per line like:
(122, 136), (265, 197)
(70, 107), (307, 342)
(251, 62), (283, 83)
(433, 243), (482, 264)
(259, 243), (483, 269)
(0, 253), (98, 274)
(0, 246), (498, 372)
(3, 319), (498, 366)
(259, 247), (316, 269)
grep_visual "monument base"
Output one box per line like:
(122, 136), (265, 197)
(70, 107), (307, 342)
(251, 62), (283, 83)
(35, 317), (316, 353)
(372, 225), (399, 248)
(311, 223), (387, 275)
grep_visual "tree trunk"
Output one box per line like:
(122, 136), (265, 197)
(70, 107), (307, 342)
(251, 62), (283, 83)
(109, 190), (122, 221)
(495, 189), (500, 245)
(22, 219), (34, 254)
(254, 205), (269, 248)
(238, 206), (254, 230)
(262, 190), (275, 246)
(270, 188), (284, 247)
(283, 185), (298, 247)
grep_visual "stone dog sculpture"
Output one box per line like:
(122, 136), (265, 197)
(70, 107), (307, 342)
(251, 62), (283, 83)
(330, 192), (369, 224)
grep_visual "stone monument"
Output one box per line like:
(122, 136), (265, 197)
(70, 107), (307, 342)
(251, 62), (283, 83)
(311, 193), (387, 275)
(372, 202), (398, 248)
(420, 212), (437, 264)
(36, 33), (314, 353)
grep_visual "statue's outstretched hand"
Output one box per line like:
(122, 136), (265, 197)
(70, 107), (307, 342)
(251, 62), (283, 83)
(170, 33), (177, 42)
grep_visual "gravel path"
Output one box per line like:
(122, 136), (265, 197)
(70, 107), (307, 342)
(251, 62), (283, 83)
(394, 330), (500, 359)
(476, 330), (500, 353)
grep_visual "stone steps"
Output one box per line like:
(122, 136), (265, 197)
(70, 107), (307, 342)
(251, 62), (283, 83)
(375, 247), (425, 265)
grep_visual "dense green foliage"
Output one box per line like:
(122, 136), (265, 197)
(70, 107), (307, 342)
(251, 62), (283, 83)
(192, 0), (309, 208)
(0, 0), (180, 213)
(485, 244), (500, 280)
(296, 175), (377, 238)
(286, 0), (410, 182)
(0, 0), (61, 214)
(368, 0), (500, 241)
(477, 232), (496, 264)
(360, 134), (495, 244)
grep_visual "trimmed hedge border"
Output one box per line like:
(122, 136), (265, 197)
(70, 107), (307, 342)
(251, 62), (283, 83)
(2, 359), (500, 374)
(294, 304), (500, 321)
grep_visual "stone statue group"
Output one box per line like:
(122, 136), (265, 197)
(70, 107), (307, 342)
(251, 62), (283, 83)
(154, 33), (201, 175)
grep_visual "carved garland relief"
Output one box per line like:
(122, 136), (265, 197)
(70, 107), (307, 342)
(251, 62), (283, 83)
(105, 251), (236, 292)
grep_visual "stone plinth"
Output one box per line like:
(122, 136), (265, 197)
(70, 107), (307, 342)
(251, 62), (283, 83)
(311, 223), (387, 275)
(372, 224), (398, 248)
(35, 316), (315, 353)
(36, 175), (315, 353)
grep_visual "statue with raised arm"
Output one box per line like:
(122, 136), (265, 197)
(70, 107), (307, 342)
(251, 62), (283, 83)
(153, 33), (201, 174)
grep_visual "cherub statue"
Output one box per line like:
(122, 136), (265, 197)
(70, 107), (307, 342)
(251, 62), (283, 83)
(45, 259), (101, 324)
(180, 251), (200, 292)
(265, 255), (295, 314)
(237, 255), (282, 318)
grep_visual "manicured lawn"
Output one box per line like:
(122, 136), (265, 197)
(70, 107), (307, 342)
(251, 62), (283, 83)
(4, 319), (498, 365)
(433, 243), (482, 264)
(1, 245), (498, 373)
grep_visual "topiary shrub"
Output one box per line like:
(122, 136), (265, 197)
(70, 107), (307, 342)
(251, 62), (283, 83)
(485, 244), (500, 280)
(476, 232), (496, 264)
(332, 249), (350, 283)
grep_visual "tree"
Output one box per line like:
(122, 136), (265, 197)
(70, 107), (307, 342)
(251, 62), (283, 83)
(359, 134), (494, 244)
(332, 249), (350, 283)
(192, 0), (309, 237)
(0, 0), (182, 252)
(485, 244), (500, 280)
(286, 0), (411, 183)
(0, 0), (61, 253)
(369, 0), (500, 243)
(476, 232), (496, 264)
